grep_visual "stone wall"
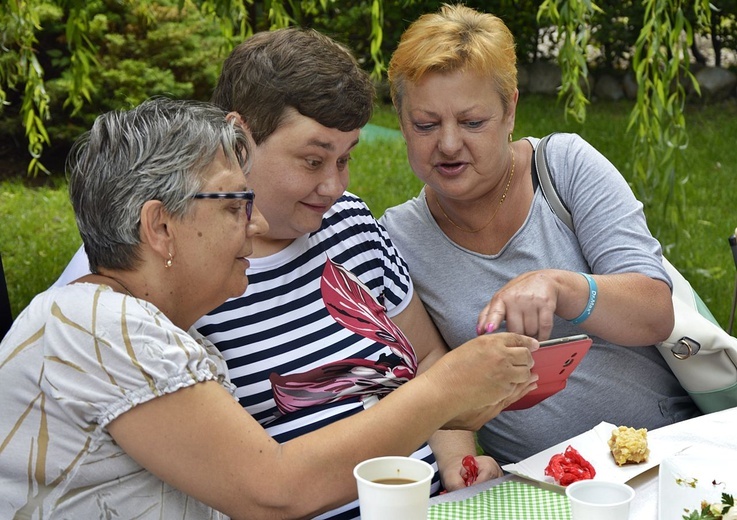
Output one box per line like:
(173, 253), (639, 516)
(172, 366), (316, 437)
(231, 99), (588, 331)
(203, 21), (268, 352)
(520, 61), (737, 103)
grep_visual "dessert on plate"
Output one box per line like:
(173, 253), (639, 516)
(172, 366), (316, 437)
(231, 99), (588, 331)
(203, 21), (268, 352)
(608, 425), (649, 466)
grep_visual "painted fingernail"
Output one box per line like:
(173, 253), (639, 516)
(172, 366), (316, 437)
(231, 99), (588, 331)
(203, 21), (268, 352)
(476, 324), (483, 335)
(486, 323), (496, 334)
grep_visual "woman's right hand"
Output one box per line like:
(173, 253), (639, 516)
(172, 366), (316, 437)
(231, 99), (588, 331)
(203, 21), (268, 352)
(422, 333), (539, 431)
(476, 270), (562, 341)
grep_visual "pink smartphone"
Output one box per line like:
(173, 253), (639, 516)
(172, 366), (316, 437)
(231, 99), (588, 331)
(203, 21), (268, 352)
(504, 334), (592, 411)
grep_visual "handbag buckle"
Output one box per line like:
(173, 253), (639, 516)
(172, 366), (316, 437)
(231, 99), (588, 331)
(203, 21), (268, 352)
(671, 337), (701, 360)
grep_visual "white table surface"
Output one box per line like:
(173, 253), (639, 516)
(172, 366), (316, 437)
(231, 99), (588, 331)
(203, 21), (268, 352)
(429, 407), (737, 519)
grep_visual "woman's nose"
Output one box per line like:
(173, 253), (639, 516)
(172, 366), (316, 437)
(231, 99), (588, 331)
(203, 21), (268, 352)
(246, 204), (269, 236)
(437, 126), (463, 156)
(317, 170), (348, 199)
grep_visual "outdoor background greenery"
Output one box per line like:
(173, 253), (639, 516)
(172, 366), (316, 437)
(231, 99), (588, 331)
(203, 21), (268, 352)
(3, 0), (736, 184)
(1, 0), (736, 332)
(2, 95), (736, 331)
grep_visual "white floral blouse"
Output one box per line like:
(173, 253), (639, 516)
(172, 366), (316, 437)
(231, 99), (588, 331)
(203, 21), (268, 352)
(0, 283), (235, 519)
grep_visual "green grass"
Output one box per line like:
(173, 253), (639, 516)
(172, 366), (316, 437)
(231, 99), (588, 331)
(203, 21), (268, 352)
(2, 94), (737, 331)
(0, 179), (81, 316)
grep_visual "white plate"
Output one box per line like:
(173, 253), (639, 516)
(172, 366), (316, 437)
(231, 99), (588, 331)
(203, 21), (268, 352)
(658, 447), (737, 520)
(502, 421), (691, 492)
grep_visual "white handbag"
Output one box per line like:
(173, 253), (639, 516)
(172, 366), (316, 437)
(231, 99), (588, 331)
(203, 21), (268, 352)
(533, 133), (737, 413)
(656, 258), (737, 413)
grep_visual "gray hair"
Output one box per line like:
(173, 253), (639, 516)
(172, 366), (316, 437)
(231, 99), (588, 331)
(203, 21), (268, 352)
(67, 97), (251, 272)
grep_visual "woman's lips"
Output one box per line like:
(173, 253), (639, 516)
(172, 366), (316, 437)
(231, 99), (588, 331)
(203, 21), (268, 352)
(435, 162), (467, 176)
(301, 201), (332, 213)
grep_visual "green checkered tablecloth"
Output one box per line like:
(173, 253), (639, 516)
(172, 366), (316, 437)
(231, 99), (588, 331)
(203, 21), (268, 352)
(427, 480), (571, 520)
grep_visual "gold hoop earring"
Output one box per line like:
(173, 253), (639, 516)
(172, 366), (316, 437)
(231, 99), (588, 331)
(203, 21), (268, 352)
(165, 253), (173, 268)
(508, 133), (513, 143)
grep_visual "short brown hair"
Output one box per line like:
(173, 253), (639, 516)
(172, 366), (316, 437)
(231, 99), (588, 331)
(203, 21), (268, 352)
(212, 28), (375, 145)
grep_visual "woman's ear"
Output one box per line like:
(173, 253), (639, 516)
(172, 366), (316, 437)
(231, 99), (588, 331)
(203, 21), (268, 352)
(139, 200), (174, 260)
(227, 111), (251, 133)
(507, 88), (519, 131)
(227, 111), (258, 150)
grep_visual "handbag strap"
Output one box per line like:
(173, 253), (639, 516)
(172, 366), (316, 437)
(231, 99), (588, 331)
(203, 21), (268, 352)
(729, 230), (737, 334)
(531, 133), (574, 232)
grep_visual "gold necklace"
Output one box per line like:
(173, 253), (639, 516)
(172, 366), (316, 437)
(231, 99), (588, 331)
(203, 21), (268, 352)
(433, 147), (515, 233)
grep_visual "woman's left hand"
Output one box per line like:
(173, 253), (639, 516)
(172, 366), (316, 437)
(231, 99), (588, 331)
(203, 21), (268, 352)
(440, 455), (502, 492)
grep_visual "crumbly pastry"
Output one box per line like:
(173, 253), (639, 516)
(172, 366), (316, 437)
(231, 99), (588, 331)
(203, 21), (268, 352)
(608, 426), (650, 466)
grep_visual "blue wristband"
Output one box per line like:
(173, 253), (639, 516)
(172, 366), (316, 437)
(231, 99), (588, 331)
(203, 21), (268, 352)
(569, 272), (597, 325)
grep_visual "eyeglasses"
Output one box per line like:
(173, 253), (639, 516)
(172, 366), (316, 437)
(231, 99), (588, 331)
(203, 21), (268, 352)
(192, 190), (255, 221)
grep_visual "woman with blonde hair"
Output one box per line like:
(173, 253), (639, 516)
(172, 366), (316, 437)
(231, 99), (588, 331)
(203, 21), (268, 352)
(381, 4), (701, 466)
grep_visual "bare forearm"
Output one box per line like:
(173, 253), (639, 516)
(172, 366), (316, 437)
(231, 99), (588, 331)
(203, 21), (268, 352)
(428, 429), (477, 469)
(557, 271), (673, 345)
(250, 339), (532, 517)
(479, 269), (672, 344)
(260, 374), (458, 518)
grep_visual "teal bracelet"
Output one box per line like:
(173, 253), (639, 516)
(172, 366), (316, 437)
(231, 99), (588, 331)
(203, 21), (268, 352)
(569, 272), (597, 325)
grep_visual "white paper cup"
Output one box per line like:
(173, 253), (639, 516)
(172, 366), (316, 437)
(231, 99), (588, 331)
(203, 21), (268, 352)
(566, 480), (635, 520)
(353, 456), (434, 520)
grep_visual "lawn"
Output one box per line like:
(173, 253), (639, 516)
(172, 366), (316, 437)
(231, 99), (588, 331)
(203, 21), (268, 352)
(2, 94), (736, 330)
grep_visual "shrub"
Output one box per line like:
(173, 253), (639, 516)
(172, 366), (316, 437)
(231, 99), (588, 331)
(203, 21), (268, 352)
(0, 0), (229, 167)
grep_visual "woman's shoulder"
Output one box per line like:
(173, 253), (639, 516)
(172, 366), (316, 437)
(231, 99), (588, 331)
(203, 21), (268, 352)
(28, 283), (198, 351)
(9, 283), (112, 330)
(380, 192), (426, 227)
(323, 191), (382, 230)
(333, 191), (372, 214)
(44, 285), (232, 415)
(526, 132), (589, 151)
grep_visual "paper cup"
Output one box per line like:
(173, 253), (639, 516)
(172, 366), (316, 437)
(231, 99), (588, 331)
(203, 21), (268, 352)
(353, 456), (434, 520)
(566, 480), (635, 520)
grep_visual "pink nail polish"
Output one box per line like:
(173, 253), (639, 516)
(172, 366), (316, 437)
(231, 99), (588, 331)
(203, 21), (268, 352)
(476, 324), (483, 335)
(486, 323), (496, 334)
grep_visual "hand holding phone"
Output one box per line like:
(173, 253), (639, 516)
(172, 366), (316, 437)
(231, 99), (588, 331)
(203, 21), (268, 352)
(503, 334), (592, 411)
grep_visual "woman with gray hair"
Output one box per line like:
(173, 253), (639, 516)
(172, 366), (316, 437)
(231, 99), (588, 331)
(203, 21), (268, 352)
(0, 97), (538, 519)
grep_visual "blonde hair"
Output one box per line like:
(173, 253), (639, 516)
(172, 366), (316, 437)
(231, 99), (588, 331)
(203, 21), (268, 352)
(388, 4), (517, 115)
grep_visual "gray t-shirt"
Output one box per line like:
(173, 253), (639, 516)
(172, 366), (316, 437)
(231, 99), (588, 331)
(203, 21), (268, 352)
(380, 133), (700, 465)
